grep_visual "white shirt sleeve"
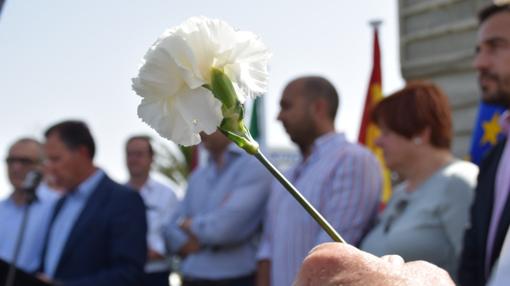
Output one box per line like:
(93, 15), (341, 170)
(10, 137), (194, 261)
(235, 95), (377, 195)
(488, 225), (510, 286)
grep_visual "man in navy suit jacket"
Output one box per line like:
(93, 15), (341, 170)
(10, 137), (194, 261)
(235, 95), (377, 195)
(39, 120), (147, 286)
(459, 3), (510, 286)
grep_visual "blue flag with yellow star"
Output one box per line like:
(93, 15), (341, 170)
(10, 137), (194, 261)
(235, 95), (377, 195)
(469, 102), (507, 165)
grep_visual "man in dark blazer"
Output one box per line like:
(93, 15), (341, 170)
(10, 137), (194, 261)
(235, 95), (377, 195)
(38, 120), (147, 286)
(459, 3), (510, 286)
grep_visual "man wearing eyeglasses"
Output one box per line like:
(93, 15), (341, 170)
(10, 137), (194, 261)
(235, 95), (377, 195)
(0, 138), (58, 272)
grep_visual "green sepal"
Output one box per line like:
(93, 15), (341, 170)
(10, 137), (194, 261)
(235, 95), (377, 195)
(209, 68), (259, 155)
(219, 126), (259, 155)
(210, 68), (237, 108)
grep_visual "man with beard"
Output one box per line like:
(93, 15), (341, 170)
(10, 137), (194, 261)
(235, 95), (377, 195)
(459, 3), (510, 286)
(256, 76), (382, 286)
(292, 3), (510, 286)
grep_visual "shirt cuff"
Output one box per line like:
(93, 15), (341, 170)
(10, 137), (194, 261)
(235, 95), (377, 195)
(256, 238), (271, 260)
(165, 223), (189, 254)
(148, 234), (166, 255)
(190, 216), (208, 244)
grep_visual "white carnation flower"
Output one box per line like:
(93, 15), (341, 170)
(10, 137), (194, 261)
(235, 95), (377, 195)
(132, 16), (270, 146)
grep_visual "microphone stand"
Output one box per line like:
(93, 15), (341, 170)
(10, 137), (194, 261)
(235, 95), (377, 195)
(4, 189), (38, 286)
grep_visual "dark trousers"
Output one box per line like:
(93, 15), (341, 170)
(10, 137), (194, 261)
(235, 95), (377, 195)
(182, 273), (255, 286)
(143, 271), (170, 286)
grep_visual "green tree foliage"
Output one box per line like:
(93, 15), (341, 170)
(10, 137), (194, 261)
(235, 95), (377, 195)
(152, 140), (192, 187)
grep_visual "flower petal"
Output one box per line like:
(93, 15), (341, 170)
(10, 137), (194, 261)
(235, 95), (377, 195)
(211, 30), (271, 101)
(132, 43), (184, 98)
(162, 33), (209, 89)
(137, 87), (222, 146)
(169, 16), (271, 99)
(229, 38), (271, 93)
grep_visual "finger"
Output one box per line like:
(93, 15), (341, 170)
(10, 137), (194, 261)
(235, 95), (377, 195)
(381, 254), (405, 266)
(403, 261), (455, 286)
(308, 242), (342, 255)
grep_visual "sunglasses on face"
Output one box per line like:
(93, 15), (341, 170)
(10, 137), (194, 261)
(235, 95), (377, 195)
(5, 156), (40, 166)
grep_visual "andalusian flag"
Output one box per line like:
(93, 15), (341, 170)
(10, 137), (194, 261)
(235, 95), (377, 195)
(358, 21), (392, 204)
(0, 0), (5, 18)
(250, 96), (265, 150)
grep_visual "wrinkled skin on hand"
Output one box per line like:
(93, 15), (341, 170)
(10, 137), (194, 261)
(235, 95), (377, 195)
(294, 243), (455, 286)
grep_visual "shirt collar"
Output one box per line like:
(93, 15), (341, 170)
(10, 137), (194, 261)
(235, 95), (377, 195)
(3, 196), (17, 208)
(204, 143), (243, 179)
(226, 142), (244, 156)
(206, 143), (243, 165)
(310, 132), (346, 160)
(141, 176), (157, 193)
(500, 110), (510, 135)
(72, 169), (104, 199)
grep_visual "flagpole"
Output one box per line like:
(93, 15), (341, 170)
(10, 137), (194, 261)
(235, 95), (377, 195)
(370, 20), (383, 29)
(359, 19), (394, 207)
(358, 19), (383, 143)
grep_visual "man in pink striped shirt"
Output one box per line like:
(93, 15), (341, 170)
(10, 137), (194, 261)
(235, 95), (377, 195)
(256, 76), (382, 286)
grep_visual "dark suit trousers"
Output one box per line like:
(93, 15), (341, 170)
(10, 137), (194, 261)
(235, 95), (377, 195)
(143, 271), (170, 286)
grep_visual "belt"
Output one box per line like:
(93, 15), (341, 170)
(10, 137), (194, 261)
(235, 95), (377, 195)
(182, 273), (255, 286)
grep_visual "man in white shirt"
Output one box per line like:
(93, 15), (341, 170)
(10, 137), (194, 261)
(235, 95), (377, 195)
(125, 135), (179, 286)
(489, 225), (510, 286)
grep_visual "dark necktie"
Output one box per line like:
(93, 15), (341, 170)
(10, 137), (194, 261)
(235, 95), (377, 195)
(38, 196), (67, 273)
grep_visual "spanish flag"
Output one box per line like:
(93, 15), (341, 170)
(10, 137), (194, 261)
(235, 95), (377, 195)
(358, 22), (392, 204)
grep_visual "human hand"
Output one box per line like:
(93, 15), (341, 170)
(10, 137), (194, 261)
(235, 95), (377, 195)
(293, 243), (454, 286)
(148, 248), (165, 261)
(36, 273), (54, 284)
(176, 217), (201, 257)
(179, 217), (193, 234)
(178, 235), (200, 257)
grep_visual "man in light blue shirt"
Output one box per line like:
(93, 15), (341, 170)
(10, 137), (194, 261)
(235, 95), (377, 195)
(165, 131), (272, 286)
(0, 138), (58, 273)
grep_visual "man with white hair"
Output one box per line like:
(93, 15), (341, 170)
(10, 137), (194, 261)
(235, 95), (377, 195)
(0, 138), (57, 272)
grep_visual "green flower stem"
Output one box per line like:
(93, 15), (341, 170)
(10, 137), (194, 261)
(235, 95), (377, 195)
(209, 67), (344, 242)
(254, 150), (346, 243)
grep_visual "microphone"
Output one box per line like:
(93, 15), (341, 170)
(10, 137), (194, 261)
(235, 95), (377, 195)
(21, 170), (43, 204)
(4, 170), (43, 286)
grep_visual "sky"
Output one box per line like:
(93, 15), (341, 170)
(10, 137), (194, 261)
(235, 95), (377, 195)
(0, 0), (403, 198)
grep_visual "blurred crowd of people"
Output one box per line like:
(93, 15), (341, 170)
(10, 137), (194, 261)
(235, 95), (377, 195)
(0, 2), (509, 286)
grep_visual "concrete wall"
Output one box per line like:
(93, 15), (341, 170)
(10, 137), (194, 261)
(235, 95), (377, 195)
(398, 0), (491, 157)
